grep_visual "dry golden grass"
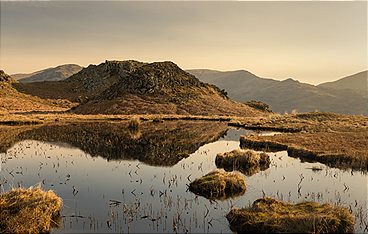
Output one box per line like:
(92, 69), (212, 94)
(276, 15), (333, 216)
(128, 117), (140, 131)
(241, 129), (368, 171)
(226, 198), (355, 233)
(231, 112), (368, 133)
(227, 197), (355, 233)
(215, 149), (270, 176)
(0, 187), (62, 233)
(72, 91), (267, 117)
(0, 113), (239, 125)
(238, 112), (368, 171)
(0, 82), (71, 114)
(189, 169), (246, 200)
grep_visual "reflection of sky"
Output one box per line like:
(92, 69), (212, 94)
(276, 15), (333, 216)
(0, 129), (367, 233)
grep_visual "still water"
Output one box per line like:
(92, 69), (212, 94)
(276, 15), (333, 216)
(0, 121), (367, 233)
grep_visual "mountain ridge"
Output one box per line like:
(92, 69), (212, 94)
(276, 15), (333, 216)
(188, 69), (367, 115)
(318, 70), (367, 97)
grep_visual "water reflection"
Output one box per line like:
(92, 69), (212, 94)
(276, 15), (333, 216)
(1, 121), (228, 166)
(0, 123), (367, 233)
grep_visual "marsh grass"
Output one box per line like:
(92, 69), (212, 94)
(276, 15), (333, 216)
(189, 170), (246, 200)
(215, 149), (270, 176)
(0, 187), (62, 233)
(227, 197), (355, 233)
(128, 117), (140, 131)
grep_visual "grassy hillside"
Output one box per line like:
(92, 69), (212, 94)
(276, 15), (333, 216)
(0, 70), (71, 114)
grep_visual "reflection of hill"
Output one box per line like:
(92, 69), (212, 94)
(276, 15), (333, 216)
(0, 126), (35, 153)
(1, 121), (228, 166)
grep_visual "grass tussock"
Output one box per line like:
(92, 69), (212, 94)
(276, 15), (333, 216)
(227, 197), (355, 233)
(128, 117), (140, 131)
(189, 170), (246, 200)
(216, 149), (270, 172)
(0, 187), (62, 233)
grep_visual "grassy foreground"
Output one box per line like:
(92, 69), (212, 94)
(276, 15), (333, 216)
(0, 187), (62, 233)
(227, 197), (355, 233)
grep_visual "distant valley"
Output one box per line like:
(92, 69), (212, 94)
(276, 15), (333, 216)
(188, 69), (367, 115)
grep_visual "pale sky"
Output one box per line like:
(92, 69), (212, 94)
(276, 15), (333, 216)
(0, 1), (367, 84)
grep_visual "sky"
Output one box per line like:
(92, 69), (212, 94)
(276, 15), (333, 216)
(0, 1), (367, 85)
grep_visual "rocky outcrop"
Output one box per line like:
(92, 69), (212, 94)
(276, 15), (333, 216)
(71, 60), (265, 116)
(0, 70), (14, 83)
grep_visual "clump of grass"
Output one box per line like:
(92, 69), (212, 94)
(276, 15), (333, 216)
(189, 169), (246, 200)
(128, 117), (140, 131)
(0, 187), (63, 233)
(127, 117), (141, 139)
(227, 197), (355, 233)
(216, 149), (270, 176)
(244, 100), (272, 112)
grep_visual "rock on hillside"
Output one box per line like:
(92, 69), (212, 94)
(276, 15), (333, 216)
(12, 64), (83, 83)
(0, 70), (15, 83)
(72, 60), (265, 116)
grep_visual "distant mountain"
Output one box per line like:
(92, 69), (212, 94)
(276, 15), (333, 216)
(11, 64), (83, 83)
(188, 69), (367, 115)
(188, 69), (278, 101)
(318, 71), (367, 97)
(13, 61), (266, 116)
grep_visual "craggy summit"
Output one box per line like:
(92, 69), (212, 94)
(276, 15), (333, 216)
(69, 60), (262, 116)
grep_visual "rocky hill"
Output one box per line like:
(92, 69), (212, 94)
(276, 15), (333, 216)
(189, 69), (367, 115)
(70, 61), (264, 116)
(0, 70), (15, 83)
(11, 64), (82, 83)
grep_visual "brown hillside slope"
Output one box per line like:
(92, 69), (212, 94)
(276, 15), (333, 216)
(0, 70), (70, 113)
